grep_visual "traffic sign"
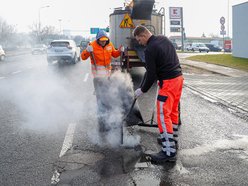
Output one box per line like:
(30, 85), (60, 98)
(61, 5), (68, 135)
(90, 28), (99, 34)
(221, 25), (225, 31)
(220, 30), (226, 35)
(220, 16), (225, 25)
(90, 27), (109, 34)
(120, 14), (135, 28)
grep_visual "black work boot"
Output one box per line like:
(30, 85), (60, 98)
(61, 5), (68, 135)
(149, 150), (176, 164)
(157, 136), (178, 149)
(157, 136), (162, 145)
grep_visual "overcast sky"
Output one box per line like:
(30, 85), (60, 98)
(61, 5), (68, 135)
(0, 0), (247, 37)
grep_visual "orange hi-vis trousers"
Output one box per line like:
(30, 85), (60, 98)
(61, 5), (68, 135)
(157, 75), (184, 156)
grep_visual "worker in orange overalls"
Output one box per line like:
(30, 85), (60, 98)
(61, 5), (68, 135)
(133, 25), (184, 163)
(81, 30), (124, 133)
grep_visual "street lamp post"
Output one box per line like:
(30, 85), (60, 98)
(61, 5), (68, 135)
(38, 5), (50, 42)
(58, 19), (62, 35)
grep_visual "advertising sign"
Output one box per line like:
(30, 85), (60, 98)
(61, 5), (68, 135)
(224, 40), (232, 50)
(170, 20), (181, 26)
(169, 7), (182, 19)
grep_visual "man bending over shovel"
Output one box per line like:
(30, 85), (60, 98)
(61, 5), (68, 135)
(133, 25), (184, 163)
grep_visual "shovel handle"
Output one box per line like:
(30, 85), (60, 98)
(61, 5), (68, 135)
(89, 51), (97, 71)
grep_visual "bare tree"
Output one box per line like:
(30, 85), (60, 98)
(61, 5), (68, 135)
(29, 22), (59, 44)
(0, 17), (17, 48)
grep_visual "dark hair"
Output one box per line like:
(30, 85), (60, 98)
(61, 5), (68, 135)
(133, 25), (148, 37)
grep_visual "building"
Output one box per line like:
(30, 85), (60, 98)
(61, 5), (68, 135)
(232, 2), (248, 59)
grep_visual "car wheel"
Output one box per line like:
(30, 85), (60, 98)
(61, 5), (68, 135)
(0, 55), (5, 61)
(71, 55), (77, 64)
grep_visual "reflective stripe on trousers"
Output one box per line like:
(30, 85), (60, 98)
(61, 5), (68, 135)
(157, 75), (184, 155)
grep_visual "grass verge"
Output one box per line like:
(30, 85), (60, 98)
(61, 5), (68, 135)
(186, 54), (248, 72)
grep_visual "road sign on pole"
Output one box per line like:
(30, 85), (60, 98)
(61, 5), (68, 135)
(90, 28), (99, 34)
(220, 31), (226, 35)
(221, 25), (225, 31)
(220, 16), (225, 25)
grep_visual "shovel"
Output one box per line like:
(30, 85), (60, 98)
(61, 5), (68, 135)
(120, 73), (146, 145)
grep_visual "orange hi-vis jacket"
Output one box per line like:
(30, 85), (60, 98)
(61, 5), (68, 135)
(81, 40), (121, 77)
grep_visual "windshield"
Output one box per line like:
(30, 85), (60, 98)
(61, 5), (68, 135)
(51, 42), (69, 47)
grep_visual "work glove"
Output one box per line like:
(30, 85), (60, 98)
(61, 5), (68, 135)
(134, 88), (144, 99)
(119, 45), (125, 52)
(86, 45), (93, 52)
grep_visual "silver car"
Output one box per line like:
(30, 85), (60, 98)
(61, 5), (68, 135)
(46, 40), (80, 64)
(0, 45), (5, 61)
(191, 43), (209, 53)
(32, 44), (47, 55)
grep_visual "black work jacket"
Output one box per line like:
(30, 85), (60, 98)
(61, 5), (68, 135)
(141, 35), (182, 93)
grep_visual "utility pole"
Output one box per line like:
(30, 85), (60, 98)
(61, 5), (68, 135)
(180, 7), (184, 52)
(58, 19), (62, 36)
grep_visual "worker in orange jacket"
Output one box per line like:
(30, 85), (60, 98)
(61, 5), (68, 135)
(81, 30), (124, 78)
(81, 30), (124, 133)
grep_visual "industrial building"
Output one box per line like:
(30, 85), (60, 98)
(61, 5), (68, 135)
(232, 2), (248, 59)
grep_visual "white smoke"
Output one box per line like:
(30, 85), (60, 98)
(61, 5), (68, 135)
(87, 70), (141, 148)
(0, 67), (141, 147)
(0, 69), (86, 131)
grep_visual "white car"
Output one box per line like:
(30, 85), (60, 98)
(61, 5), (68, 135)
(32, 44), (47, 55)
(191, 43), (209, 53)
(46, 40), (80, 64)
(0, 45), (5, 61)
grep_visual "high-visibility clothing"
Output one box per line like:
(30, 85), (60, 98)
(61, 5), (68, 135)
(157, 75), (184, 156)
(81, 40), (120, 77)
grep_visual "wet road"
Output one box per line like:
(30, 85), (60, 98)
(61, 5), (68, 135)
(0, 53), (248, 185)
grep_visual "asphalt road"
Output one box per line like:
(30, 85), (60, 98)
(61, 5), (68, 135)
(0, 53), (247, 185)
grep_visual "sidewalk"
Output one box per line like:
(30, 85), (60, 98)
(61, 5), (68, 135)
(180, 58), (248, 77)
(180, 58), (248, 117)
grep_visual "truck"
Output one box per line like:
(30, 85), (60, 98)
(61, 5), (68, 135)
(109, 0), (165, 71)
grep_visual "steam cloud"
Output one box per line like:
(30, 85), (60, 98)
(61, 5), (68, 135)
(0, 69), (141, 147)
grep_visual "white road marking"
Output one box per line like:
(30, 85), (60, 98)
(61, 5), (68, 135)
(59, 122), (77, 157)
(83, 73), (89, 82)
(51, 170), (60, 185)
(51, 122), (77, 185)
(0, 76), (6, 80)
(11, 70), (22, 74)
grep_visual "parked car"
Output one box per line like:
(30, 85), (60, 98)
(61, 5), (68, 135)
(186, 44), (192, 51)
(0, 45), (5, 61)
(31, 44), (47, 54)
(205, 43), (222, 52)
(171, 42), (178, 50)
(191, 43), (209, 53)
(46, 40), (80, 64)
(224, 48), (232, 53)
